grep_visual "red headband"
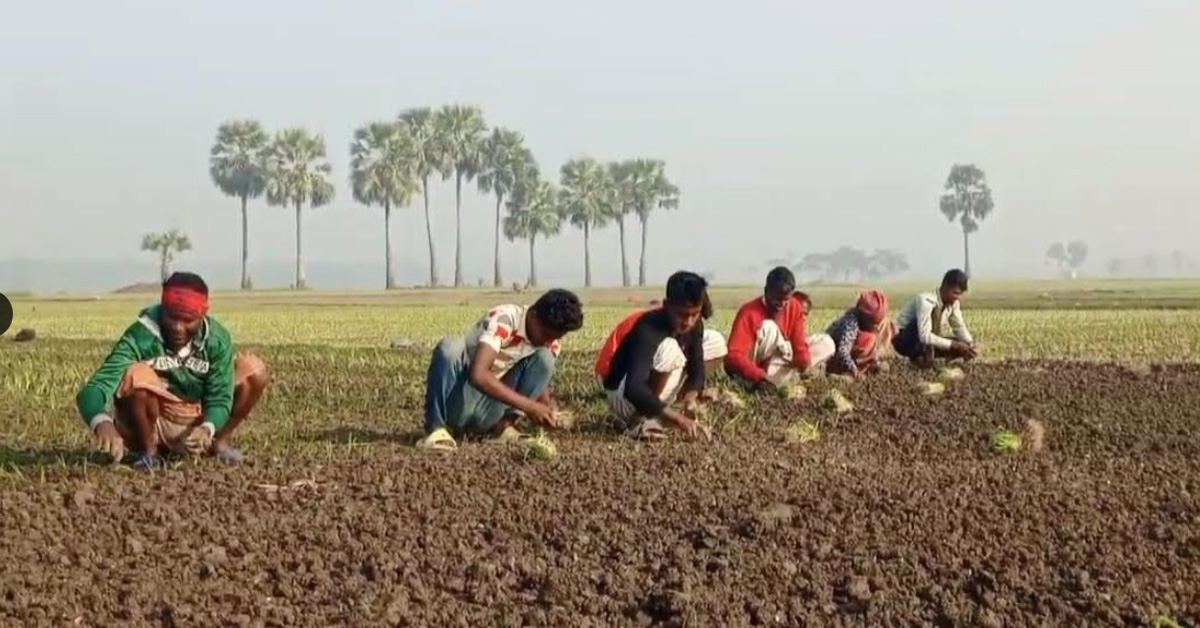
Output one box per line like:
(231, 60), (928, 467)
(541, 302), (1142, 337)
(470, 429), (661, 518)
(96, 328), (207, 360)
(162, 286), (209, 318)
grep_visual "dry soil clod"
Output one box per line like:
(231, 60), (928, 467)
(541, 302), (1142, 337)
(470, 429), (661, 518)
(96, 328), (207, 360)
(918, 382), (946, 396)
(1024, 418), (1046, 453)
(939, 366), (965, 382)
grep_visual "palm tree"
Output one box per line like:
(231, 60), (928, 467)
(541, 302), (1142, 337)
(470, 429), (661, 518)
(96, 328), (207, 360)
(351, 122), (419, 290)
(560, 157), (617, 287)
(399, 108), (448, 287)
(209, 120), (268, 290)
(626, 159), (679, 286)
(141, 229), (192, 283)
(265, 128), (335, 290)
(608, 161), (636, 287)
(436, 104), (488, 287)
(938, 164), (995, 277)
(504, 178), (562, 287)
(478, 128), (536, 287)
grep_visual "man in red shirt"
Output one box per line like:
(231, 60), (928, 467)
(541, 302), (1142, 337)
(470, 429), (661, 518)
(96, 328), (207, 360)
(724, 267), (834, 390)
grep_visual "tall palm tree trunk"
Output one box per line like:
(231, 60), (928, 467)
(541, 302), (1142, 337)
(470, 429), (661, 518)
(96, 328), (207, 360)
(528, 235), (537, 287)
(493, 193), (503, 287)
(962, 228), (971, 277)
(584, 221), (592, 288)
(423, 177), (438, 287)
(454, 171), (464, 287)
(240, 194), (251, 290)
(618, 215), (630, 287)
(384, 200), (395, 290)
(159, 250), (169, 283)
(294, 201), (306, 290)
(638, 215), (649, 287)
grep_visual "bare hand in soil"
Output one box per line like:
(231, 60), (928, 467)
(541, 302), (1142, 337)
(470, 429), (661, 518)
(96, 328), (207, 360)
(189, 425), (214, 453)
(663, 410), (704, 441)
(550, 410), (576, 430)
(93, 422), (125, 463)
(950, 341), (977, 360)
(525, 401), (556, 427)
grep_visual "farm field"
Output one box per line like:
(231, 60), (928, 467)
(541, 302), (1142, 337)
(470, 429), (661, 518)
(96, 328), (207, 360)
(0, 280), (1198, 626)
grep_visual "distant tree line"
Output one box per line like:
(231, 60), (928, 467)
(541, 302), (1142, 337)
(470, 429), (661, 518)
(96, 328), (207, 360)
(778, 247), (911, 282)
(1107, 250), (1196, 277)
(206, 108), (679, 290)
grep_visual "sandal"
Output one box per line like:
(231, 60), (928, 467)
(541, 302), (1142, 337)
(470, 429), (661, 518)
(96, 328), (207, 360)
(488, 425), (527, 445)
(416, 427), (458, 452)
(625, 418), (669, 441)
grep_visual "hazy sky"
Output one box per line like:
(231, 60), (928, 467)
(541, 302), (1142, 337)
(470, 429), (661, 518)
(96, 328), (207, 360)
(2, 0), (1198, 288)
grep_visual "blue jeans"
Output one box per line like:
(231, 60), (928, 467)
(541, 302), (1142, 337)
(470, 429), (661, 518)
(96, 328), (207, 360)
(424, 336), (556, 435)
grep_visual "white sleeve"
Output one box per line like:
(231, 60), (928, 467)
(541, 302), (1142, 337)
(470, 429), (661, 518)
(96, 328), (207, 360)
(949, 303), (973, 344)
(917, 298), (953, 351)
(477, 308), (517, 352)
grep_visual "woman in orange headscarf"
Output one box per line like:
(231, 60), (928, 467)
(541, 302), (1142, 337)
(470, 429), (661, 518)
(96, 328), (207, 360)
(825, 289), (894, 378)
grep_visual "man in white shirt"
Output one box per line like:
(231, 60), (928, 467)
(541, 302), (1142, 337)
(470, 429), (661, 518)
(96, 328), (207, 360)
(417, 289), (585, 451)
(892, 269), (978, 366)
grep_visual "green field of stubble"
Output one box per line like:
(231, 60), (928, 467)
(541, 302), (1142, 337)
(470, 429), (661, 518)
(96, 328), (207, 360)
(2, 279), (1199, 471)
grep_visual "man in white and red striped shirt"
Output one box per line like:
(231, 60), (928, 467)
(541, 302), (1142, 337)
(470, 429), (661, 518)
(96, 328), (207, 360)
(418, 289), (585, 451)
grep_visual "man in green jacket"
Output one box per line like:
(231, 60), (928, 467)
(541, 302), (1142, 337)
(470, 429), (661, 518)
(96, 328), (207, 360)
(76, 272), (270, 468)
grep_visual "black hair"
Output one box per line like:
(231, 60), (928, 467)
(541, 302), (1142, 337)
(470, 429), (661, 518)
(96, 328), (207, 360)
(163, 271), (209, 295)
(941, 269), (969, 292)
(531, 288), (584, 333)
(665, 271), (708, 308)
(701, 292), (714, 320)
(765, 266), (796, 293)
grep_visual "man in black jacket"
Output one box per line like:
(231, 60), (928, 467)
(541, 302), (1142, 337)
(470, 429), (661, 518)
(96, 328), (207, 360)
(603, 271), (711, 441)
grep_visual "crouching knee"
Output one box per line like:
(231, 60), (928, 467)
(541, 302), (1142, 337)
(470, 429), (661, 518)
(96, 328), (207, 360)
(235, 353), (271, 392)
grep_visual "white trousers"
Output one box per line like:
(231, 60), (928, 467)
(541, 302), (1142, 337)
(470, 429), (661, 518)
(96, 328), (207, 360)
(752, 321), (834, 386)
(608, 329), (727, 420)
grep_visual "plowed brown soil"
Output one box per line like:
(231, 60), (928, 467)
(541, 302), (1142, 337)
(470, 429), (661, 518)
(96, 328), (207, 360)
(1, 363), (1198, 627)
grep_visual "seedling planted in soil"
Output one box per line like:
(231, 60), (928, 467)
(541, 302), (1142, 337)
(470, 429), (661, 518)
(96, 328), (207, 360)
(1153, 615), (1185, 628)
(776, 383), (806, 401)
(820, 389), (854, 414)
(784, 419), (820, 446)
(719, 389), (747, 409)
(992, 428), (1022, 453)
(521, 430), (558, 461)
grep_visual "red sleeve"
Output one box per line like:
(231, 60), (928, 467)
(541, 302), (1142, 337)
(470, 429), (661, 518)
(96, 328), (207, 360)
(783, 300), (812, 371)
(594, 309), (649, 378)
(724, 302), (766, 382)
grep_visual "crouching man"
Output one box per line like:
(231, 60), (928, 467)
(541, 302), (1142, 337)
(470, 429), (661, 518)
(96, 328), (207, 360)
(892, 269), (978, 366)
(725, 266), (834, 392)
(417, 289), (585, 451)
(77, 272), (270, 469)
(603, 271), (712, 441)
(594, 294), (727, 383)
